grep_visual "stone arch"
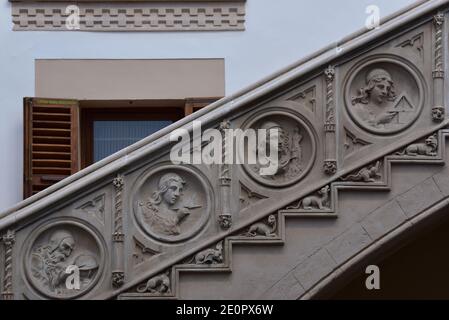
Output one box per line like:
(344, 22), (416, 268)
(298, 198), (449, 299)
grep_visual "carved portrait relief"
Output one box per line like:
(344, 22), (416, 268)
(345, 57), (424, 135)
(242, 110), (316, 188)
(24, 220), (104, 299)
(133, 165), (212, 243)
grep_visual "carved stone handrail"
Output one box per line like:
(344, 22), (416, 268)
(2, 0), (449, 301)
(116, 127), (449, 299)
(1, 0), (446, 226)
(102, 123), (449, 299)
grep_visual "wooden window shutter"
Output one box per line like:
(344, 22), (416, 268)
(184, 97), (221, 116)
(23, 98), (79, 199)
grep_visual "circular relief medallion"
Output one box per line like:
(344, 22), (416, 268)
(345, 57), (424, 135)
(242, 110), (316, 188)
(24, 220), (104, 299)
(133, 165), (212, 243)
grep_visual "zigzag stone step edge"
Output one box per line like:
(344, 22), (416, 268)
(117, 128), (449, 299)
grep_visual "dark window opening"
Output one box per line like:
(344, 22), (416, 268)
(79, 103), (186, 168)
(93, 120), (173, 162)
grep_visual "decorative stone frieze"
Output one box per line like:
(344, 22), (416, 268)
(2, 0), (449, 301)
(242, 215), (277, 238)
(136, 270), (171, 295)
(395, 134), (438, 157)
(340, 161), (382, 183)
(11, 1), (246, 31)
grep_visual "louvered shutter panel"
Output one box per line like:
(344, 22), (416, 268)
(23, 98), (79, 198)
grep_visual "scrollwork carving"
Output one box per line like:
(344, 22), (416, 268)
(287, 86), (316, 112)
(396, 33), (423, 61)
(239, 183), (267, 211)
(132, 237), (158, 267)
(344, 129), (370, 157)
(77, 194), (105, 225)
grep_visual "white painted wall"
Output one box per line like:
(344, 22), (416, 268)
(0, 0), (415, 211)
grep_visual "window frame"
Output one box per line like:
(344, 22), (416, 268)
(79, 100), (186, 168)
(23, 96), (220, 198)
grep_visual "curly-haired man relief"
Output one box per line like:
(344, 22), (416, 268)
(140, 173), (193, 236)
(352, 68), (399, 128)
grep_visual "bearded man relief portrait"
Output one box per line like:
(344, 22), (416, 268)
(29, 228), (99, 297)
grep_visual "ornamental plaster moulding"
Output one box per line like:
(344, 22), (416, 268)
(9, 0), (246, 3)
(10, 0), (246, 31)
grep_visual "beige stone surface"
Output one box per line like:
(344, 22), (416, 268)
(362, 200), (407, 241)
(35, 59), (225, 99)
